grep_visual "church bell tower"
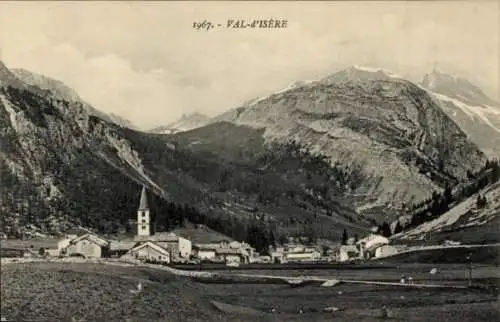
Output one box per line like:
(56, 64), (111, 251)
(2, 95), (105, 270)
(137, 186), (151, 237)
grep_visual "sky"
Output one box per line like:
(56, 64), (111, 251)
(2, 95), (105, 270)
(1, 1), (499, 130)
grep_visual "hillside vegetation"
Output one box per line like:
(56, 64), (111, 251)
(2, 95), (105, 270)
(1, 61), (496, 253)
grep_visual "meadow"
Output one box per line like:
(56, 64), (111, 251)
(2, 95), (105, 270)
(1, 261), (498, 322)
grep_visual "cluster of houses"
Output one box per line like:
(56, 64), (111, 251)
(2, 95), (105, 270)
(0, 187), (258, 265)
(267, 233), (398, 264)
(269, 243), (322, 263)
(337, 234), (398, 262)
(0, 187), (400, 264)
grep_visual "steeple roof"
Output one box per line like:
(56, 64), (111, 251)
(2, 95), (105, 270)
(138, 186), (149, 210)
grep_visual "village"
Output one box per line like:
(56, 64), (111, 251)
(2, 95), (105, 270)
(0, 187), (401, 266)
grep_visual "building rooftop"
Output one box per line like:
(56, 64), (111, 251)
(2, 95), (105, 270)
(109, 240), (137, 251)
(356, 234), (389, 250)
(215, 248), (248, 256)
(134, 232), (179, 242)
(129, 241), (170, 256)
(63, 226), (97, 237)
(70, 233), (110, 247)
(169, 225), (234, 244)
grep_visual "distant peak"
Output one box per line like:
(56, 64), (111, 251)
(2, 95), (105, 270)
(10, 67), (82, 102)
(0, 60), (41, 91)
(150, 112), (211, 134)
(180, 112), (209, 120)
(421, 69), (495, 107)
(349, 65), (402, 78)
(320, 65), (404, 85)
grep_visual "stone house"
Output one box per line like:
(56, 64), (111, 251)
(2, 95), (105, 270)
(338, 245), (360, 262)
(215, 248), (250, 264)
(122, 241), (171, 264)
(63, 233), (110, 258)
(109, 240), (137, 257)
(356, 234), (390, 259)
(134, 232), (192, 262)
(193, 245), (217, 260)
(285, 250), (322, 262)
(374, 245), (398, 258)
(57, 234), (78, 252)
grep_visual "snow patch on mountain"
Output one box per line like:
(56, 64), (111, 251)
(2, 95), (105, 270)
(151, 113), (211, 134)
(244, 66), (402, 108)
(430, 92), (500, 134)
(352, 65), (403, 79)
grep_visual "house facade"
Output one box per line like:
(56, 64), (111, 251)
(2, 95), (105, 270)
(193, 246), (217, 260)
(215, 248), (250, 264)
(57, 234), (78, 252)
(374, 245), (398, 258)
(285, 250), (321, 262)
(135, 232), (192, 262)
(269, 244), (322, 263)
(338, 245), (360, 262)
(64, 233), (110, 258)
(356, 234), (390, 259)
(122, 241), (170, 263)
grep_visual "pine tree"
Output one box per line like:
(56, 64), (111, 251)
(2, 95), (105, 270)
(443, 186), (453, 205)
(476, 194), (483, 209)
(341, 229), (348, 245)
(381, 221), (391, 237)
(394, 222), (403, 234)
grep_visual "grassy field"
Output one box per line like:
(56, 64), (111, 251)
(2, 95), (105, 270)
(213, 264), (500, 286)
(377, 245), (500, 265)
(0, 262), (232, 322)
(1, 261), (498, 322)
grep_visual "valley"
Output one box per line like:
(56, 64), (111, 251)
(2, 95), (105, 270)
(1, 259), (498, 322)
(1, 59), (499, 260)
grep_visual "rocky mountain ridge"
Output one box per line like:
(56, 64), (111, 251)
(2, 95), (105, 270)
(211, 66), (486, 217)
(419, 70), (500, 158)
(0, 61), (369, 242)
(0, 62), (494, 246)
(10, 68), (138, 130)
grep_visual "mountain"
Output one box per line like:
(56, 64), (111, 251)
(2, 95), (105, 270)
(421, 70), (499, 107)
(213, 66), (487, 220)
(0, 61), (47, 94)
(1, 62), (493, 248)
(106, 113), (138, 130)
(0, 62), (370, 245)
(10, 68), (138, 130)
(394, 181), (500, 244)
(151, 113), (210, 134)
(420, 70), (500, 158)
(11, 68), (82, 102)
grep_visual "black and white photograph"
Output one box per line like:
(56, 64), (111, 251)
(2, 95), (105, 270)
(0, 1), (499, 321)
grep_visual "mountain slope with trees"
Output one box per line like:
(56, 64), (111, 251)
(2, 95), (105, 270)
(0, 61), (368, 252)
(210, 66), (487, 221)
(1, 61), (495, 252)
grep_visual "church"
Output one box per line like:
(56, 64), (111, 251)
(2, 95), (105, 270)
(120, 186), (192, 263)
